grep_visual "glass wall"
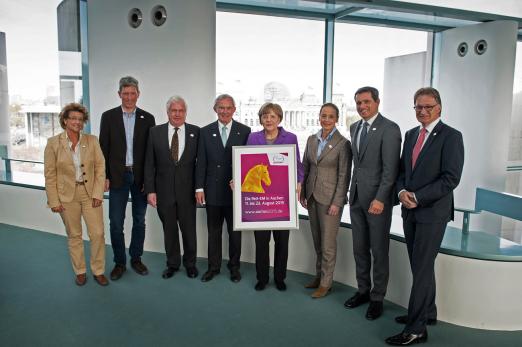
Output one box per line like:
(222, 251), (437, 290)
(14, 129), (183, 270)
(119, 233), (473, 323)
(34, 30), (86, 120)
(216, 14), (430, 223)
(216, 11), (325, 155)
(333, 23), (428, 138)
(1, 0), (82, 185)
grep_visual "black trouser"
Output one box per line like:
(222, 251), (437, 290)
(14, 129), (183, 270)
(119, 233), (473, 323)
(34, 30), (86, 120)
(206, 205), (241, 272)
(254, 230), (289, 284)
(157, 201), (197, 269)
(403, 211), (446, 334)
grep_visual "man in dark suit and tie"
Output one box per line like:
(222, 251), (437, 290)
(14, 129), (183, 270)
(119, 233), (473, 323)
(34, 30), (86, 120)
(386, 87), (464, 345)
(144, 96), (200, 279)
(195, 94), (251, 283)
(99, 76), (155, 280)
(345, 87), (401, 320)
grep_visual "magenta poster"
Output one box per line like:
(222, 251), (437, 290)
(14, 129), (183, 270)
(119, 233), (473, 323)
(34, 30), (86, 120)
(240, 152), (290, 222)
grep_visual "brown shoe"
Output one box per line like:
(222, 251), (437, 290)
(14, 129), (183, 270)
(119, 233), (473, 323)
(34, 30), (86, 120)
(75, 273), (87, 286)
(93, 274), (109, 286)
(311, 286), (331, 299)
(304, 277), (321, 289)
(110, 264), (126, 280)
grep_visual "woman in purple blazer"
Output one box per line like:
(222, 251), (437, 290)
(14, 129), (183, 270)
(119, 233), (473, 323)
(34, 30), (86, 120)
(246, 102), (304, 291)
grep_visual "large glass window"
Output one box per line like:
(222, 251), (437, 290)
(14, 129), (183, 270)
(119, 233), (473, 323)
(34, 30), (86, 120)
(217, 11), (325, 154)
(1, 0), (82, 185)
(504, 41), (522, 243)
(333, 23), (428, 134)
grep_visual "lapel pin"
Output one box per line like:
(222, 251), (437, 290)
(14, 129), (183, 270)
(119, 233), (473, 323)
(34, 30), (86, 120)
(140, 115), (144, 119)
(212, 133), (217, 137)
(372, 128), (376, 131)
(433, 132), (437, 136)
(190, 133), (194, 137)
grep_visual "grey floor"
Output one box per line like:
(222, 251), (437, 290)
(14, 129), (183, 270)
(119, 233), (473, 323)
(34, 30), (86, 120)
(1, 223), (521, 347)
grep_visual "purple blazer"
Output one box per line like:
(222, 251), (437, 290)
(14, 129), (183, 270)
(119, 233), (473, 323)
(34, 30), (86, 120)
(246, 127), (304, 183)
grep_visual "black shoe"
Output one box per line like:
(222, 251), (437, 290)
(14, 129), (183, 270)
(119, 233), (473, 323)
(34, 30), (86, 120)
(131, 259), (149, 275)
(186, 267), (199, 278)
(344, 292), (370, 308)
(201, 270), (220, 282)
(162, 267), (178, 279)
(110, 264), (126, 281)
(275, 281), (287, 291)
(366, 301), (383, 320)
(385, 331), (428, 345)
(230, 269), (241, 283)
(255, 281), (266, 291)
(395, 315), (437, 326)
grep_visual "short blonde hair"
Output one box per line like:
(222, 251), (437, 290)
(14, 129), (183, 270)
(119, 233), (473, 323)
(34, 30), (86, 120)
(59, 103), (89, 129)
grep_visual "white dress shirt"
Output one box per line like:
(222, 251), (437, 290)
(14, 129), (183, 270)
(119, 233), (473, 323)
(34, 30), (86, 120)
(66, 132), (83, 182)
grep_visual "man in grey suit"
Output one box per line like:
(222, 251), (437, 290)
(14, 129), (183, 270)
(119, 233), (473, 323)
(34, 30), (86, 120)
(144, 96), (200, 279)
(386, 87), (464, 345)
(195, 94), (251, 283)
(344, 87), (401, 320)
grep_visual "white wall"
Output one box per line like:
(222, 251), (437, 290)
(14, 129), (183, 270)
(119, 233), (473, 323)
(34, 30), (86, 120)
(382, 51), (428, 138)
(87, 0), (216, 135)
(434, 21), (518, 232)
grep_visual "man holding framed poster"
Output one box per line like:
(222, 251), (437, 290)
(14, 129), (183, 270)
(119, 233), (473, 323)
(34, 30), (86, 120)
(195, 94), (251, 283)
(233, 102), (303, 291)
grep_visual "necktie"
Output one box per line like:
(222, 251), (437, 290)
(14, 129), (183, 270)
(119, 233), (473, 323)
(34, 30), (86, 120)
(221, 126), (227, 147)
(171, 127), (179, 162)
(411, 127), (427, 168)
(358, 121), (369, 152)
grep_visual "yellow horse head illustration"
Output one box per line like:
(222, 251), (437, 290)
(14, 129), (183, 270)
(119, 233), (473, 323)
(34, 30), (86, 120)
(241, 164), (271, 193)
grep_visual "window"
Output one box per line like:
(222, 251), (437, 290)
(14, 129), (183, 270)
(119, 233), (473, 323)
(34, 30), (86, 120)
(1, 0), (84, 185)
(217, 11), (325, 156)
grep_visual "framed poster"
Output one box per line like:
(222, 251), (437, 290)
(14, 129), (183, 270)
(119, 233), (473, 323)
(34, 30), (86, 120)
(232, 145), (299, 231)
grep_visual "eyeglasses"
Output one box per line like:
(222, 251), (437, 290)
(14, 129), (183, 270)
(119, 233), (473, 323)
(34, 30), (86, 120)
(413, 105), (438, 112)
(67, 117), (84, 122)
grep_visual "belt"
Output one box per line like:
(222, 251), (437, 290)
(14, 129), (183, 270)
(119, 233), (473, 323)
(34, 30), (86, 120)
(75, 181), (85, 186)
(125, 166), (133, 172)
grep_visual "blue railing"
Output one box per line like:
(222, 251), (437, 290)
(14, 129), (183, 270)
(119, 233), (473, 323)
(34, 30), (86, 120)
(1, 157), (44, 182)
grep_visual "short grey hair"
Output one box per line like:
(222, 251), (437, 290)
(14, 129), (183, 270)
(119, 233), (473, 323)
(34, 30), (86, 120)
(119, 76), (139, 92)
(213, 94), (235, 110)
(166, 95), (187, 112)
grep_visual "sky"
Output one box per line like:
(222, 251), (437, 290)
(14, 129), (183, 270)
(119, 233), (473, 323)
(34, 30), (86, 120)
(0, 0), (62, 100)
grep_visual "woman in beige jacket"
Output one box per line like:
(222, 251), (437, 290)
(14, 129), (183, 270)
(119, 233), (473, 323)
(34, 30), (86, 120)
(44, 103), (108, 286)
(300, 103), (352, 298)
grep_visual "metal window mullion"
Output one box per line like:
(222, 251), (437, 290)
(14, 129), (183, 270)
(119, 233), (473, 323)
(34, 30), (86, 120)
(323, 19), (334, 103)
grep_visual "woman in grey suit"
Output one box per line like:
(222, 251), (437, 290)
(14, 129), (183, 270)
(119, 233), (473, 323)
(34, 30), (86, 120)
(300, 103), (352, 298)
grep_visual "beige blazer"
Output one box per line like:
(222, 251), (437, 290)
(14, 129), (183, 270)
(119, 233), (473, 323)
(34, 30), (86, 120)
(44, 132), (105, 208)
(301, 130), (352, 207)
